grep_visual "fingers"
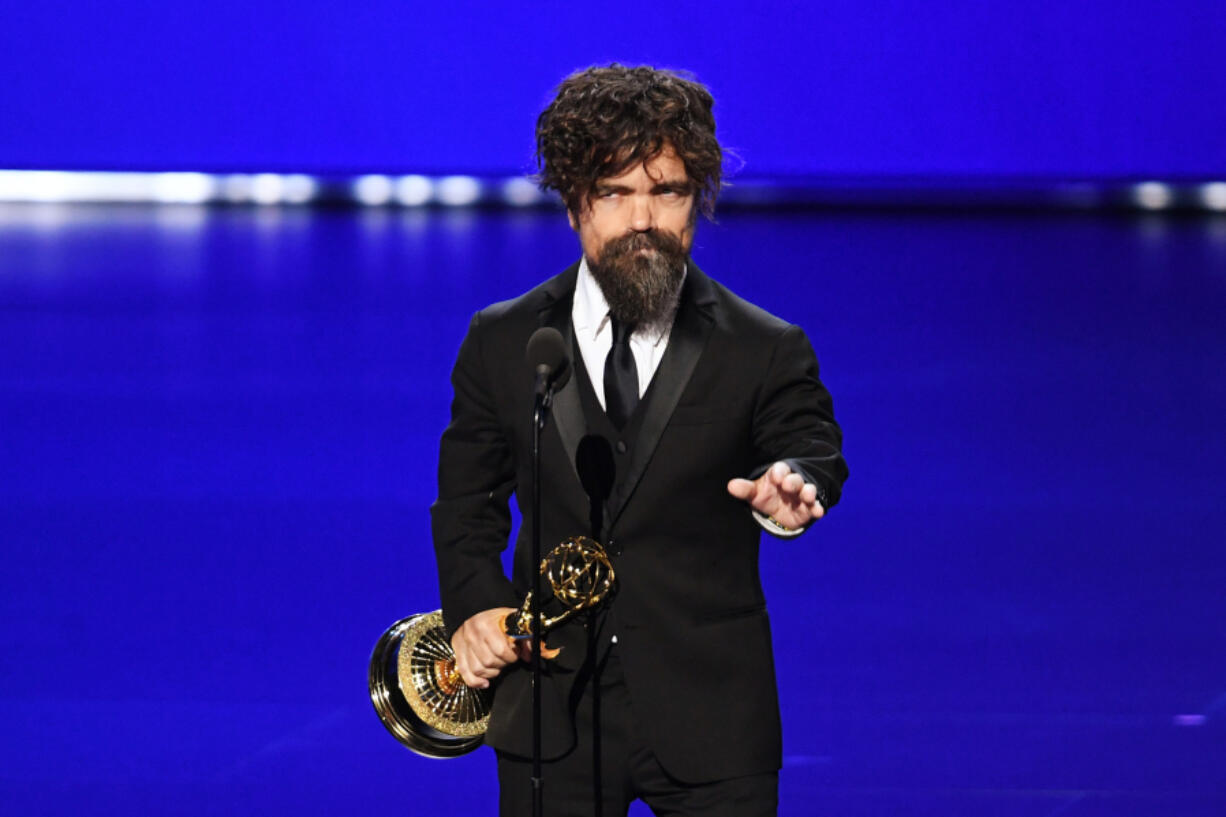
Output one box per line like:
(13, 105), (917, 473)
(765, 462), (807, 496)
(726, 477), (756, 500)
(455, 645), (500, 688)
(451, 607), (518, 689)
(758, 462), (827, 527)
(473, 629), (517, 668)
(454, 640), (491, 689)
(735, 462), (828, 529)
(765, 462), (811, 501)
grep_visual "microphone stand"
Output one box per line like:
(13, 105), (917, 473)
(530, 369), (556, 817)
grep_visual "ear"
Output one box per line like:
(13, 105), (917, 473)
(567, 209), (578, 231)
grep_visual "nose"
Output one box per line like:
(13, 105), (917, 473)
(629, 195), (654, 232)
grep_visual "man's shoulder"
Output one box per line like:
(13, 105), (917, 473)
(472, 262), (579, 331)
(694, 265), (797, 339)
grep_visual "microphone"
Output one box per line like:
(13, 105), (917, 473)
(523, 328), (572, 795)
(526, 327), (572, 397)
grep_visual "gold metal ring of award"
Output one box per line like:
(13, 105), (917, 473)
(368, 535), (615, 757)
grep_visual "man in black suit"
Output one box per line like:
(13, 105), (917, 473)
(432, 65), (848, 816)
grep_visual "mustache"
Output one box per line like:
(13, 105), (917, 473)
(600, 229), (687, 261)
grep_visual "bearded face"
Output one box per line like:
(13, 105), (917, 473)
(568, 148), (696, 330)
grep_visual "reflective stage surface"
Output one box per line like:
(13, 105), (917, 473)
(2, 204), (1224, 815)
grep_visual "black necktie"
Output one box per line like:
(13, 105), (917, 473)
(603, 318), (639, 430)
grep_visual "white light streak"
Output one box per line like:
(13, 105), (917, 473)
(250, 173), (285, 205)
(222, 174), (253, 203)
(152, 172), (214, 203)
(281, 174), (318, 204)
(1133, 181), (1173, 210)
(502, 177), (542, 206)
(0, 171), (68, 201)
(394, 175), (433, 206)
(0, 171), (163, 202)
(1199, 182), (1226, 212)
(353, 174), (393, 206)
(436, 175), (482, 206)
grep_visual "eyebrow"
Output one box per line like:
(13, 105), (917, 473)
(594, 179), (693, 195)
(595, 182), (633, 195)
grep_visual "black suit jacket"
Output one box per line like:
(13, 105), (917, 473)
(432, 261), (847, 783)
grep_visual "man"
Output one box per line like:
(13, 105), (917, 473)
(432, 65), (847, 816)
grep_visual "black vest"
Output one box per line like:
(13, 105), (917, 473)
(571, 335), (653, 551)
(571, 336), (659, 661)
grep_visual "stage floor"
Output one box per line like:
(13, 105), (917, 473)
(2, 203), (1224, 815)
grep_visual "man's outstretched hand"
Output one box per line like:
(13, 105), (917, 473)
(727, 461), (825, 531)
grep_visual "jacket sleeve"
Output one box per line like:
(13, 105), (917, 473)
(431, 312), (520, 635)
(748, 323), (848, 528)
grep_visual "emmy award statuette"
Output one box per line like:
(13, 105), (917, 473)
(368, 535), (615, 757)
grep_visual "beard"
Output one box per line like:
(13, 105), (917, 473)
(588, 229), (688, 333)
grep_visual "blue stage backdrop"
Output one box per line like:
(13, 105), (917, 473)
(2, 0), (1224, 178)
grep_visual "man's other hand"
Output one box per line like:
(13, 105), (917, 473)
(727, 461), (825, 531)
(450, 607), (519, 689)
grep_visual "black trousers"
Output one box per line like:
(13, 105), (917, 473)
(496, 646), (778, 817)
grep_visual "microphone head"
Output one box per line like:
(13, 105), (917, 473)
(526, 327), (571, 390)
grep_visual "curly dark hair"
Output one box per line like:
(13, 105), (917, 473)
(535, 64), (722, 219)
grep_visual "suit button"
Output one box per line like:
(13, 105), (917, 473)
(615, 440), (627, 454)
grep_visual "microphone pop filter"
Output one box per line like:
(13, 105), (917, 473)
(526, 327), (571, 390)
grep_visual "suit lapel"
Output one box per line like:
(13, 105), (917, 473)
(537, 263), (585, 488)
(607, 265), (717, 528)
